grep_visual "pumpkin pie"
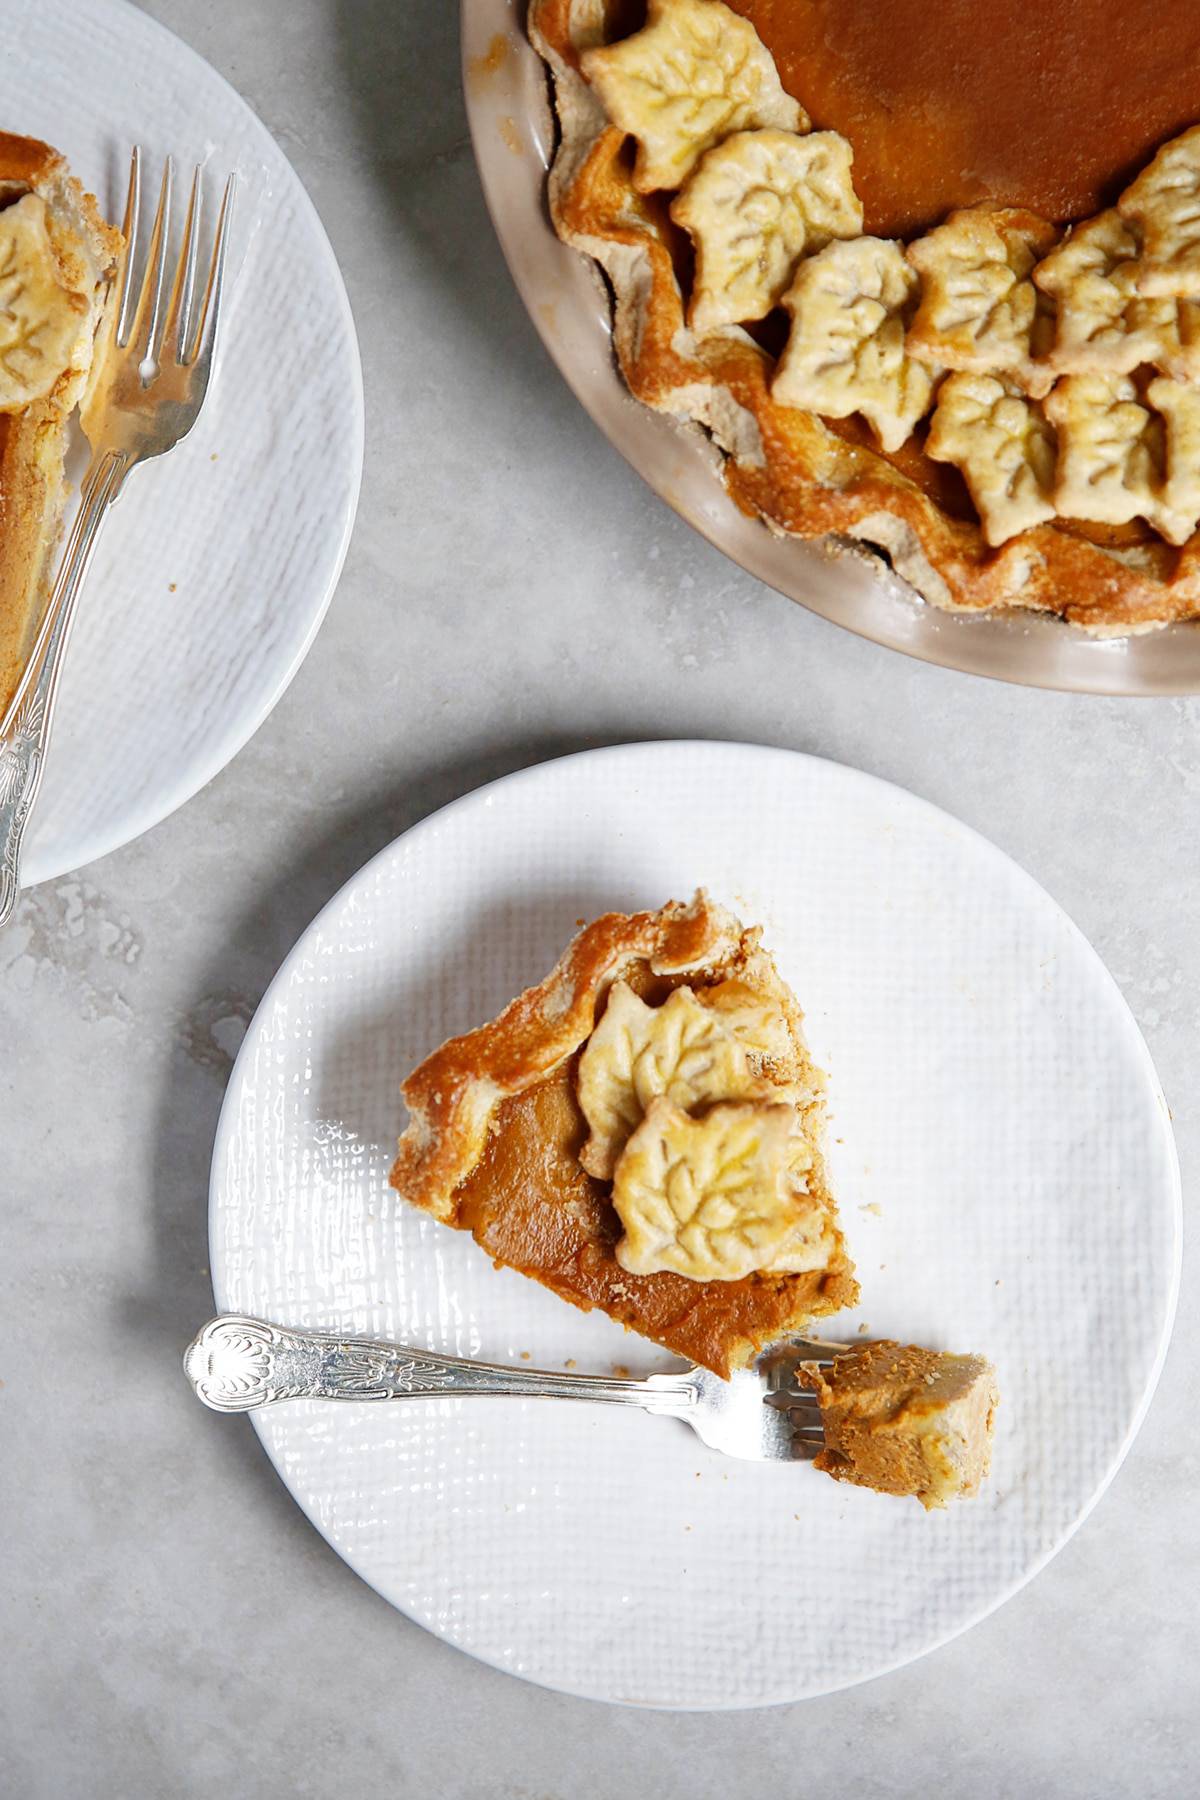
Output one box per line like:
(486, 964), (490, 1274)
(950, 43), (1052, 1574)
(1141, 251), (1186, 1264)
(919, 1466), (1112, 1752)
(390, 892), (857, 1376)
(799, 1340), (999, 1507)
(0, 133), (120, 720)
(529, 0), (1200, 633)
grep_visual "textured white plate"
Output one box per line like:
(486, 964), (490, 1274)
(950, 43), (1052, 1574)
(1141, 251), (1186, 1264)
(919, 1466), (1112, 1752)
(3, 0), (363, 885)
(210, 743), (1180, 1709)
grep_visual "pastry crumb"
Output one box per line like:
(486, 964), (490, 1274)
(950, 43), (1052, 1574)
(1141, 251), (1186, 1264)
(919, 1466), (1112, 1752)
(859, 1201), (882, 1216)
(520, 1351), (531, 1361)
(564, 1357), (577, 1369)
(612, 1363), (631, 1379)
(857, 1322), (870, 1335)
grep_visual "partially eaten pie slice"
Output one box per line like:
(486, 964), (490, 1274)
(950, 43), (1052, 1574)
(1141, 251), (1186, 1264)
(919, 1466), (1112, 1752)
(0, 132), (120, 718)
(390, 892), (857, 1376)
(799, 1340), (999, 1508)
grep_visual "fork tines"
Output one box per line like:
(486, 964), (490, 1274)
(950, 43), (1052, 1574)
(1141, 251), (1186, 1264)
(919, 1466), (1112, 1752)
(116, 147), (237, 375)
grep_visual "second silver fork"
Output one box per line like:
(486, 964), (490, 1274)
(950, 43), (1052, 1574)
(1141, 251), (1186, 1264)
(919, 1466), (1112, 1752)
(0, 148), (236, 927)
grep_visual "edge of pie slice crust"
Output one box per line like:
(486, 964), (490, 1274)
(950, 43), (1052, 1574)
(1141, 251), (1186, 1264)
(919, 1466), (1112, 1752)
(528, 1), (1200, 634)
(0, 131), (122, 716)
(390, 891), (858, 1376)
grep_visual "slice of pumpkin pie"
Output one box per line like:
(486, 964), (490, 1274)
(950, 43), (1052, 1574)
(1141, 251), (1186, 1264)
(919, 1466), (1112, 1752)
(799, 1340), (999, 1508)
(390, 891), (857, 1376)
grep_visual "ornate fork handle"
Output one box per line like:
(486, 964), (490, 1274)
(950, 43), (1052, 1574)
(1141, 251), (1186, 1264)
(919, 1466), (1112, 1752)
(185, 1315), (699, 1416)
(0, 450), (130, 928)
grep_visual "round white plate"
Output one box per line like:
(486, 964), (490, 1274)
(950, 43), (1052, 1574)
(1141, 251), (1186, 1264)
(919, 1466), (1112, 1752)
(210, 743), (1180, 1709)
(4, 0), (362, 885)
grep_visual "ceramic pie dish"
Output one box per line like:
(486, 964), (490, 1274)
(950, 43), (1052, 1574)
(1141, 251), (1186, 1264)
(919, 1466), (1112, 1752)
(462, 0), (1200, 691)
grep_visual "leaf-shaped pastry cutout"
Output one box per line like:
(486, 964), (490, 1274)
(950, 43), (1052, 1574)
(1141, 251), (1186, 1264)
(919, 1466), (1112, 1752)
(1119, 124), (1200, 297)
(693, 977), (798, 1069)
(672, 128), (862, 334)
(907, 207), (1058, 398)
(1044, 373), (1194, 546)
(613, 1097), (831, 1280)
(1034, 210), (1180, 376)
(926, 372), (1057, 545)
(1146, 376), (1200, 538)
(0, 193), (88, 412)
(581, 0), (806, 195)
(576, 982), (774, 1180)
(773, 236), (939, 453)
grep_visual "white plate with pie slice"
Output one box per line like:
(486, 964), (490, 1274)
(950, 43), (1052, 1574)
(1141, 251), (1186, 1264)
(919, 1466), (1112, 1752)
(209, 741), (1180, 1708)
(2, 0), (362, 886)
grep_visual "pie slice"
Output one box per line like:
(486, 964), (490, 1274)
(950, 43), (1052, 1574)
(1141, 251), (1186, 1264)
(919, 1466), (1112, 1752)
(799, 1340), (999, 1508)
(0, 132), (120, 719)
(390, 892), (857, 1376)
(529, 0), (1200, 633)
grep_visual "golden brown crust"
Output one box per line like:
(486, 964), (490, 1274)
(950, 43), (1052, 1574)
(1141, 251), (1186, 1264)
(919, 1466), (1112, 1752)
(0, 132), (120, 716)
(390, 892), (859, 1375)
(0, 130), (61, 192)
(392, 892), (749, 1221)
(528, 0), (1200, 632)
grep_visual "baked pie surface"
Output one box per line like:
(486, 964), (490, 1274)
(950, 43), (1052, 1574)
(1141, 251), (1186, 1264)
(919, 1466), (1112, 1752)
(0, 132), (119, 717)
(529, 0), (1200, 633)
(390, 892), (857, 1375)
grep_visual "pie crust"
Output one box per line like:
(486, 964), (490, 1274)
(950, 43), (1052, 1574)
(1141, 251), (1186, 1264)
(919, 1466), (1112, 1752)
(390, 892), (857, 1375)
(528, 1), (1200, 634)
(0, 132), (120, 717)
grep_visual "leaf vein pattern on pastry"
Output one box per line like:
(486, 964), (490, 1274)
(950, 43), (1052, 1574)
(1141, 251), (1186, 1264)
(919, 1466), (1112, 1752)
(581, 0), (806, 194)
(576, 980), (778, 1180)
(672, 128), (862, 333)
(1119, 124), (1200, 298)
(1044, 373), (1198, 545)
(773, 237), (939, 453)
(613, 1097), (829, 1281)
(926, 373), (1057, 545)
(0, 194), (87, 411)
(1033, 211), (1182, 377)
(906, 207), (1058, 398)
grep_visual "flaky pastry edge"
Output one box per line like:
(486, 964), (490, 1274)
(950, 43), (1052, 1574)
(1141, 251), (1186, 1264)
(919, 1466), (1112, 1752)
(390, 890), (764, 1220)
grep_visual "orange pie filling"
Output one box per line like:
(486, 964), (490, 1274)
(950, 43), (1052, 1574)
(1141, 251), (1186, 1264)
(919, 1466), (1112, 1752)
(800, 1340), (1000, 1508)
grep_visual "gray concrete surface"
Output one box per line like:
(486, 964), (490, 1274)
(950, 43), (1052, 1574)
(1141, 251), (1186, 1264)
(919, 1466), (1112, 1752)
(1, 3), (1196, 1795)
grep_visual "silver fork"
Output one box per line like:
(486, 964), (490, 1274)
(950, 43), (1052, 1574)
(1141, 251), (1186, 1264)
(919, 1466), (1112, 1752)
(0, 149), (236, 927)
(184, 1314), (846, 1462)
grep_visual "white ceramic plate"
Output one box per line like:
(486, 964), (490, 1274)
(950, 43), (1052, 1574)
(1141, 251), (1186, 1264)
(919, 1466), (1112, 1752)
(3, 0), (362, 886)
(463, 1), (1200, 694)
(210, 743), (1180, 1709)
